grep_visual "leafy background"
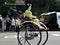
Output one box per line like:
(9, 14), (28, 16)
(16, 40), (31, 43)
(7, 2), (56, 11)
(0, 0), (60, 17)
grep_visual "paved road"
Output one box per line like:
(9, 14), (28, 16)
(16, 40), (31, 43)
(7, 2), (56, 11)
(0, 31), (60, 45)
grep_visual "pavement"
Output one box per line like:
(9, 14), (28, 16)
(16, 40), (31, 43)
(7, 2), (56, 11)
(0, 31), (60, 45)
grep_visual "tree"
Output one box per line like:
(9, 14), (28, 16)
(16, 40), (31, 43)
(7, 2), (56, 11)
(49, 0), (57, 11)
(0, 0), (59, 16)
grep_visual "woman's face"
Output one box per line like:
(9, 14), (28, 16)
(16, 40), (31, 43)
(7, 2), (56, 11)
(28, 6), (31, 10)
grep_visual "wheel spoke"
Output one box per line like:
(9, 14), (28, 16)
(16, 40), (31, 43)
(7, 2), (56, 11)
(17, 24), (42, 45)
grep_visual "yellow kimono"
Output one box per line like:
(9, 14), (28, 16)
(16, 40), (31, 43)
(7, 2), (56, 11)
(25, 10), (40, 26)
(25, 10), (33, 20)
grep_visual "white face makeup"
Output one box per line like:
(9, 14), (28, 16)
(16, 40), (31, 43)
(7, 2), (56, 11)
(28, 6), (31, 10)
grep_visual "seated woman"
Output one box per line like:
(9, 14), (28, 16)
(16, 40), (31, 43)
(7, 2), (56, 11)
(25, 3), (47, 30)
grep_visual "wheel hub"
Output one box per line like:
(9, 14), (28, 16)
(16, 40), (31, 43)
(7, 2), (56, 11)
(25, 33), (38, 40)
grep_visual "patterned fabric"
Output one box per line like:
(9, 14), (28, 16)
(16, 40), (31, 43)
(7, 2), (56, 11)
(33, 19), (40, 26)
(25, 10), (32, 20)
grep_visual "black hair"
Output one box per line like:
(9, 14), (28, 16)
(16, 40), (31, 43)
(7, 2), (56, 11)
(25, 5), (28, 10)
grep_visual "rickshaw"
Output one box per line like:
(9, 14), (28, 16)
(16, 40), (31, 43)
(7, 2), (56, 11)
(8, 7), (48, 45)
(17, 15), (48, 45)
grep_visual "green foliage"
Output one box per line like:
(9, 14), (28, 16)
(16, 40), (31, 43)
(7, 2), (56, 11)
(32, 8), (42, 17)
(0, 0), (60, 16)
(6, 0), (15, 3)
